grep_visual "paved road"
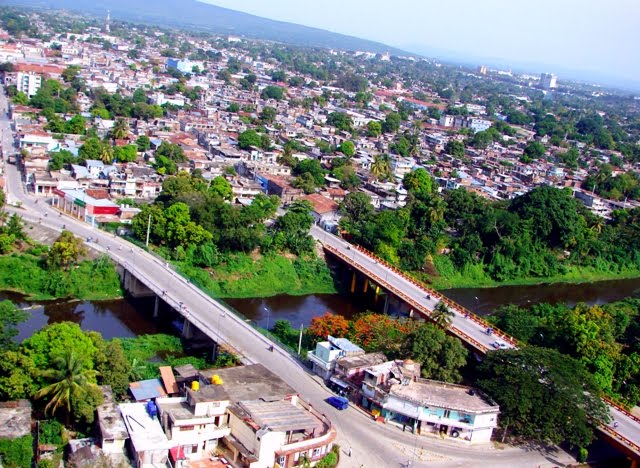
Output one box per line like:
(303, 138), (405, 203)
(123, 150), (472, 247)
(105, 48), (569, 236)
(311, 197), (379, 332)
(0, 91), (584, 467)
(309, 225), (640, 457)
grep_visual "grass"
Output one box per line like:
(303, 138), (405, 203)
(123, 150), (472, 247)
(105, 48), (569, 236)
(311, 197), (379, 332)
(178, 253), (338, 298)
(424, 255), (640, 290)
(0, 252), (123, 300)
(119, 334), (237, 380)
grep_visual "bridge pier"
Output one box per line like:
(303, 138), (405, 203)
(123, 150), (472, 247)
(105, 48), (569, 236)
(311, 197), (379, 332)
(362, 278), (369, 293)
(383, 293), (391, 314)
(182, 318), (193, 339)
(120, 268), (155, 298)
(350, 271), (357, 293)
(153, 296), (159, 319)
(211, 341), (219, 362)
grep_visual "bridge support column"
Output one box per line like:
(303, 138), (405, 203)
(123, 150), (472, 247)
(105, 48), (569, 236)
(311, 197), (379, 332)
(153, 296), (159, 319)
(350, 272), (357, 293)
(182, 319), (193, 339)
(362, 279), (368, 294)
(374, 285), (380, 305)
(409, 308), (414, 318)
(384, 294), (391, 314)
(211, 341), (219, 362)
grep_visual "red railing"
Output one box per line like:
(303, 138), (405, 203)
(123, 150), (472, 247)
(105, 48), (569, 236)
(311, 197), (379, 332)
(326, 242), (518, 349)
(324, 244), (490, 353)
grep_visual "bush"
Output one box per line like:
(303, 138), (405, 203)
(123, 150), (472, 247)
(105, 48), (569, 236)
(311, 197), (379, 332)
(0, 435), (34, 468)
(316, 451), (338, 468)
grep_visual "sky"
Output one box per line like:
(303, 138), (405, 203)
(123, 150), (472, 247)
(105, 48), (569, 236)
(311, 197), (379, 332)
(201, 0), (640, 88)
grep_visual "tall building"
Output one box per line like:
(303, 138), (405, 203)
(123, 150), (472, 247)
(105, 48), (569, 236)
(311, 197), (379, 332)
(478, 65), (487, 75)
(16, 72), (41, 97)
(104, 10), (111, 34)
(540, 73), (557, 90)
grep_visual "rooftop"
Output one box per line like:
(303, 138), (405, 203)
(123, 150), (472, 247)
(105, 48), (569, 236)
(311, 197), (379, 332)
(192, 364), (296, 403)
(390, 379), (499, 414)
(129, 378), (167, 401)
(0, 400), (32, 439)
(235, 400), (322, 433)
(119, 403), (171, 452)
(337, 352), (387, 370)
(328, 335), (363, 353)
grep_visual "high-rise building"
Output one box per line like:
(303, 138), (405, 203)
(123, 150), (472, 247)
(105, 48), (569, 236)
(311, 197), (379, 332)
(540, 73), (557, 90)
(104, 10), (111, 34)
(16, 72), (41, 97)
(478, 65), (487, 75)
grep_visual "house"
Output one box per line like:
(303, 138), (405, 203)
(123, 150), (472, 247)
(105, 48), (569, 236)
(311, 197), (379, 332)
(0, 400), (32, 441)
(119, 402), (172, 468)
(52, 188), (120, 225)
(307, 335), (364, 380)
(96, 387), (129, 457)
(360, 360), (499, 443)
(155, 364), (336, 468)
(300, 193), (340, 229)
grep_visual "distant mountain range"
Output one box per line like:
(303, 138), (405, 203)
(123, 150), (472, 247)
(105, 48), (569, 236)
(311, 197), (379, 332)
(4, 0), (411, 56)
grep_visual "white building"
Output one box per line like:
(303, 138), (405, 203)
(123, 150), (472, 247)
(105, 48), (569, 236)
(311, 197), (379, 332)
(119, 402), (172, 468)
(540, 73), (558, 90)
(467, 118), (492, 134)
(16, 72), (42, 97)
(307, 336), (364, 380)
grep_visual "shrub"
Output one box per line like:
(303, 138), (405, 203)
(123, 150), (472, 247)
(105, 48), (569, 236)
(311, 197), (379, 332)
(0, 435), (34, 468)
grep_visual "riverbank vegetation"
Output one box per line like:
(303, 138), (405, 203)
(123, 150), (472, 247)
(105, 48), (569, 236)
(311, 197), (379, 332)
(340, 171), (640, 290)
(130, 172), (337, 298)
(0, 316), (236, 433)
(489, 298), (640, 406)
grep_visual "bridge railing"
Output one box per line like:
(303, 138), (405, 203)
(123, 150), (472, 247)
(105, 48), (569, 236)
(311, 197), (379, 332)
(324, 244), (490, 353)
(331, 242), (518, 348)
(598, 424), (640, 456)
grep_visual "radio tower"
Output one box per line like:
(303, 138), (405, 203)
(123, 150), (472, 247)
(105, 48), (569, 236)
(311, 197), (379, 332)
(105, 10), (111, 34)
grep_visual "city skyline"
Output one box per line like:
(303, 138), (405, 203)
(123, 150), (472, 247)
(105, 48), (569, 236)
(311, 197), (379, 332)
(202, 0), (640, 89)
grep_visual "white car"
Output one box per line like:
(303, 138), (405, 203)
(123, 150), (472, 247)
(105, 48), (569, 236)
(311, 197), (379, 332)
(492, 340), (508, 350)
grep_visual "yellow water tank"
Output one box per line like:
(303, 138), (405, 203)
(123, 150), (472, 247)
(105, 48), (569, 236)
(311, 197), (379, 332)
(191, 380), (200, 391)
(211, 374), (223, 385)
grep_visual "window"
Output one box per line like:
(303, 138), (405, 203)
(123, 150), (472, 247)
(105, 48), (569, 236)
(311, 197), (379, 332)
(277, 456), (285, 465)
(180, 425), (195, 431)
(312, 448), (322, 457)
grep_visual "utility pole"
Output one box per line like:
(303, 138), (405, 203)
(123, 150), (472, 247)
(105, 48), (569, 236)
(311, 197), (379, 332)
(298, 323), (304, 355)
(145, 214), (151, 247)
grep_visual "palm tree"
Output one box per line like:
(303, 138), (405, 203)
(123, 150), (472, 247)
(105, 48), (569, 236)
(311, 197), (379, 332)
(35, 351), (99, 423)
(431, 301), (454, 329)
(111, 118), (129, 140)
(98, 144), (114, 164)
(371, 154), (392, 181)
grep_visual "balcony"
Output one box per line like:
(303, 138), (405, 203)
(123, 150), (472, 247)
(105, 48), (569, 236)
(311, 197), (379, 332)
(307, 351), (332, 371)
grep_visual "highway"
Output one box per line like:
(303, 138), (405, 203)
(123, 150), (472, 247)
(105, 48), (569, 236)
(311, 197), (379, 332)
(0, 89), (613, 467)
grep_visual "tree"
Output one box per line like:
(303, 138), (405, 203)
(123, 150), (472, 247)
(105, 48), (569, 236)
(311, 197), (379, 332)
(445, 140), (465, 158)
(114, 145), (138, 163)
(294, 159), (325, 186)
(0, 301), (27, 351)
(260, 106), (277, 123)
(477, 347), (609, 448)
(382, 112), (402, 133)
(403, 168), (435, 200)
(238, 130), (262, 150)
(209, 176), (233, 201)
(327, 112), (353, 132)
(261, 85), (284, 101)
(308, 312), (349, 340)
(339, 140), (356, 158)
(94, 338), (131, 400)
(136, 135), (151, 152)
(78, 137), (103, 160)
(370, 154), (392, 181)
(111, 118), (129, 140)
(46, 230), (87, 270)
(35, 350), (101, 424)
(367, 120), (382, 137)
(431, 301), (454, 328)
(522, 141), (546, 162)
(405, 323), (468, 382)
(98, 144), (114, 164)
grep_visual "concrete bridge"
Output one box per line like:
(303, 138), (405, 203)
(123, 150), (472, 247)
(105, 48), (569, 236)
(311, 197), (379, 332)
(310, 225), (640, 461)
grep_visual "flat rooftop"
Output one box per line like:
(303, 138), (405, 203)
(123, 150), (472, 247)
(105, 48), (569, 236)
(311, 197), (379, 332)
(193, 364), (296, 403)
(0, 401), (31, 439)
(337, 353), (387, 370)
(119, 403), (171, 452)
(236, 400), (322, 433)
(390, 379), (499, 414)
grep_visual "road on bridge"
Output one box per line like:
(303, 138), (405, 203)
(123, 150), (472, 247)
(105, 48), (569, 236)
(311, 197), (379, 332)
(0, 89), (585, 467)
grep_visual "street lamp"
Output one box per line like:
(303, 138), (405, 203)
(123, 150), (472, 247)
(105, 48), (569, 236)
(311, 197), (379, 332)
(262, 304), (271, 331)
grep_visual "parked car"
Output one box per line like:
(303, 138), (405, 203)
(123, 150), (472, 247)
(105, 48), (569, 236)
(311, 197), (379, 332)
(492, 340), (508, 350)
(326, 396), (349, 410)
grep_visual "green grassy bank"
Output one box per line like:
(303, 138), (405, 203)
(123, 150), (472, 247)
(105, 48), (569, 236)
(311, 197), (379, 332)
(177, 253), (337, 299)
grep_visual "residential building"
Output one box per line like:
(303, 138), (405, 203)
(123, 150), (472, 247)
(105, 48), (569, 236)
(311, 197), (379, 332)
(307, 335), (364, 380)
(52, 188), (121, 225)
(16, 71), (42, 97)
(119, 402), (172, 468)
(300, 193), (340, 229)
(540, 73), (558, 90)
(96, 387), (129, 457)
(360, 360), (499, 443)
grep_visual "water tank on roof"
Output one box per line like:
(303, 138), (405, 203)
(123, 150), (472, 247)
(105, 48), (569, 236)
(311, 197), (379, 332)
(211, 374), (223, 385)
(191, 380), (200, 391)
(146, 400), (158, 418)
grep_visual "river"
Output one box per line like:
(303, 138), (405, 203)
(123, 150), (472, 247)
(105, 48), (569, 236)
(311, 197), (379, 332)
(7, 276), (640, 340)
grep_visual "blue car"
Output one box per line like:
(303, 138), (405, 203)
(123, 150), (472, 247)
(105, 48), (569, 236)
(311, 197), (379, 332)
(326, 396), (349, 410)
